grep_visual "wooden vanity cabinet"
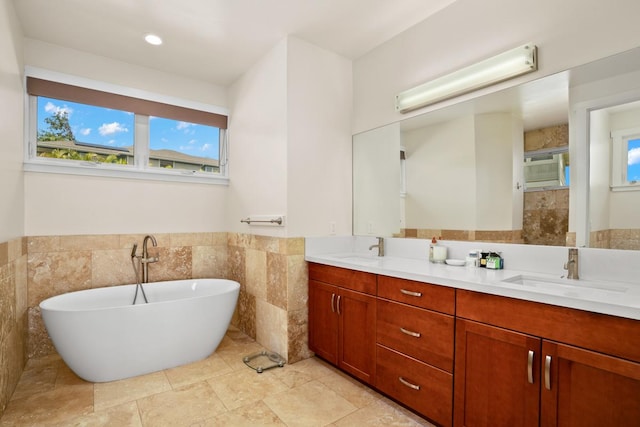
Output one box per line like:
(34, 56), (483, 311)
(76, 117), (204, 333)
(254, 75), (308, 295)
(308, 263), (377, 384)
(376, 275), (456, 427)
(455, 290), (640, 427)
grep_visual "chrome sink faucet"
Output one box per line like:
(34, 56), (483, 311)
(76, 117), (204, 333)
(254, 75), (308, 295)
(564, 247), (579, 280)
(141, 235), (159, 283)
(369, 237), (385, 257)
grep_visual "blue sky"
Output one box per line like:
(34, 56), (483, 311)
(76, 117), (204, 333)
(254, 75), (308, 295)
(37, 97), (219, 160)
(629, 138), (640, 181)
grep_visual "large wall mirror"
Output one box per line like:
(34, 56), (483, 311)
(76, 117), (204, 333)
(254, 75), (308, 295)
(353, 46), (640, 250)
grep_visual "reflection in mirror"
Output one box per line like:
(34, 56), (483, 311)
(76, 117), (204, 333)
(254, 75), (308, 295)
(589, 99), (640, 249)
(522, 125), (569, 246)
(354, 46), (640, 249)
(353, 122), (401, 236)
(523, 148), (569, 190)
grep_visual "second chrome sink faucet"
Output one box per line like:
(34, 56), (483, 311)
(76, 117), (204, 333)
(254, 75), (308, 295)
(564, 247), (579, 280)
(369, 237), (385, 257)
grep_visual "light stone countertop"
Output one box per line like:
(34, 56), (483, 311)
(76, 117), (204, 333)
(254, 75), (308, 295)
(305, 252), (640, 321)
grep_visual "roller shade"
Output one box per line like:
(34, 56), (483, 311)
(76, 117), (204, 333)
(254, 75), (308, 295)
(27, 77), (227, 129)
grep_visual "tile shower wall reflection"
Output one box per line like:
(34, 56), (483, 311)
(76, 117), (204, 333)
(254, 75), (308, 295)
(25, 232), (310, 369)
(0, 237), (28, 419)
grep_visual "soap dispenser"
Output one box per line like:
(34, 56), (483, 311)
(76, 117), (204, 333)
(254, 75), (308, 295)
(429, 237), (437, 263)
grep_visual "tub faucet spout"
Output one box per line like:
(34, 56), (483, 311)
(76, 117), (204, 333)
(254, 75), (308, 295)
(142, 235), (159, 283)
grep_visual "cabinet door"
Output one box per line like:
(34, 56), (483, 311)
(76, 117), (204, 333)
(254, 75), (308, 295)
(338, 288), (376, 384)
(541, 340), (640, 427)
(454, 319), (540, 427)
(308, 280), (338, 364)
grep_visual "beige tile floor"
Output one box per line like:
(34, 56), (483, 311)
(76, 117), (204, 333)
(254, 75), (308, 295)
(0, 326), (435, 426)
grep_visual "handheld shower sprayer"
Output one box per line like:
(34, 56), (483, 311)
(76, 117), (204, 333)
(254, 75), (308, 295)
(131, 243), (138, 258)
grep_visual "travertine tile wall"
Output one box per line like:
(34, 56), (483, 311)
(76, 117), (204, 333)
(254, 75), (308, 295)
(398, 229), (523, 244)
(0, 237), (28, 419)
(590, 229), (640, 250)
(25, 232), (311, 367)
(523, 124), (569, 246)
(227, 233), (311, 364)
(523, 189), (570, 246)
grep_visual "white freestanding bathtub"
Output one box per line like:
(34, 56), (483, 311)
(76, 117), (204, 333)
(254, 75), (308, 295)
(39, 278), (240, 382)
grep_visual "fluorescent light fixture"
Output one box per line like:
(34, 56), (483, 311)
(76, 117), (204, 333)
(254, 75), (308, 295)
(396, 43), (537, 113)
(144, 34), (163, 46)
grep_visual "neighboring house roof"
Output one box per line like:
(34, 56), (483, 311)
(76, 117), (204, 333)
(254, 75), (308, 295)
(37, 140), (219, 167)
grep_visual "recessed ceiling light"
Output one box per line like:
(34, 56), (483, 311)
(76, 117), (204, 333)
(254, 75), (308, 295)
(144, 34), (163, 46)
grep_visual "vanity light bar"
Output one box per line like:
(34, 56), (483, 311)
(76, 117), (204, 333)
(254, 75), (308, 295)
(396, 43), (537, 113)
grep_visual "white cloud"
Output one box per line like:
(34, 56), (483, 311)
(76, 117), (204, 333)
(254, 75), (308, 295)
(628, 147), (640, 165)
(176, 121), (193, 130)
(99, 122), (128, 136)
(201, 143), (211, 151)
(80, 128), (91, 136)
(44, 101), (72, 116)
(188, 139), (197, 145)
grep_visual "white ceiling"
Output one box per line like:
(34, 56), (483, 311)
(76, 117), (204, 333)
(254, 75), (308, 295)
(13, 0), (458, 86)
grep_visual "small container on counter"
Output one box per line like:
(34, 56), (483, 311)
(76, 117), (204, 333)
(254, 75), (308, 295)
(429, 237), (447, 263)
(466, 250), (479, 267)
(486, 252), (504, 269)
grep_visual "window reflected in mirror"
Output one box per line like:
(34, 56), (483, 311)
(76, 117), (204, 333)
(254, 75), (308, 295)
(523, 149), (569, 190)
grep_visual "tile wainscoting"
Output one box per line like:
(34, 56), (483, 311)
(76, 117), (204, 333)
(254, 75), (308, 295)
(0, 237), (28, 419)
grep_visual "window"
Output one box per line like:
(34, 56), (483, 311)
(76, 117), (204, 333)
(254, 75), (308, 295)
(611, 127), (640, 189)
(36, 96), (134, 165)
(149, 117), (220, 173)
(523, 147), (569, 191)
(25, 72), (228, 184)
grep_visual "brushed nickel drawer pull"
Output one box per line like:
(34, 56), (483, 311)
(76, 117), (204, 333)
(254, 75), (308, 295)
(400, 327), (421, 338)
(400, 289), (422, 297)
(544, 355), (552, 390)
(399, 376), (421, 391)
(331, 293), (336, 313)
(527, 350), (534, 384)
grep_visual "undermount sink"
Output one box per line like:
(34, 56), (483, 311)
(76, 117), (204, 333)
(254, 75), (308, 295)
(501, 274), (628, 298)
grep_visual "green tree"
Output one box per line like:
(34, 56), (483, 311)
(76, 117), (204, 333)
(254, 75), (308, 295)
(37, 111), (75, 141)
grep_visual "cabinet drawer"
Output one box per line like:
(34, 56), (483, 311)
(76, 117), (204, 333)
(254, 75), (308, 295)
(376, 345), (453, 427)
(308, 263), (377, 295)
(457, 289), (640, 362)
(377, 275), (455, 314)
(377, 299), (454, 372)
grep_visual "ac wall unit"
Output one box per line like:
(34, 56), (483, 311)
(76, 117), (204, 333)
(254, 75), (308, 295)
(524, 154), (565, 188)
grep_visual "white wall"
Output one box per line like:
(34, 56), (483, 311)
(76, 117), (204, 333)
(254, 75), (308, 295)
(404, 116), (476, 229)
(287, 38), (353, 237)
(227, 37), (353, 238)
(22, 41), (230, 236)
(608, 107), (640, 228)
(589, 109), (611, 232)
(474, 113), (522, 230)
(0, 0), (25, 242)
(353, 123), (400, 236)
(353, 0), (640, 134)
(227, 39), (289, 237)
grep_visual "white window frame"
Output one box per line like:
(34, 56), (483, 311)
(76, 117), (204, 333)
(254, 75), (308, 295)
(23, 67), (229, 185)
(610, 126), (640, 191)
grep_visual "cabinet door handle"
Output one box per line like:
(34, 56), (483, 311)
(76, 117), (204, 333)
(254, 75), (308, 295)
(400, 289), (422, 297)
(544, 355), (552, 390)
(527, 350), (534, 384)
(400, 327), (422, 338)
(398, 376), (421, 391)
(330, 293), (336, 313)
(336, 295), (341, 315)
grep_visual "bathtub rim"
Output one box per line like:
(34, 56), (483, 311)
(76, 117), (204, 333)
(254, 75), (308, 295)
(39, 278), (240, 313)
